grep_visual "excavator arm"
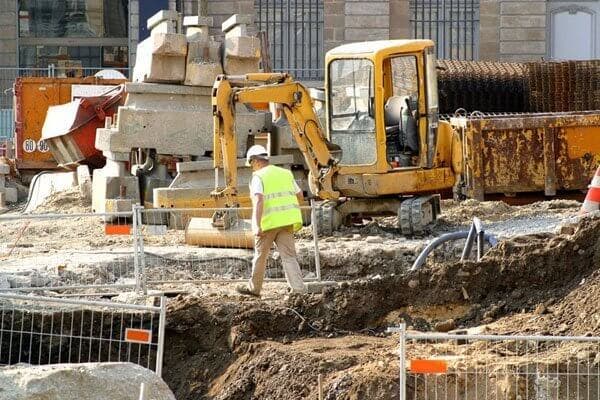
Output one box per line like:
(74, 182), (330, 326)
(211, 73), (341, 206)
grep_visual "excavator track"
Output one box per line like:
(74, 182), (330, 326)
(399, 195), (441, 235)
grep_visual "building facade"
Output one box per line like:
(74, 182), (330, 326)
(0, 1), (597, 72)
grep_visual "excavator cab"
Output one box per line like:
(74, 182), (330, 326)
(325, 40), (440, 173)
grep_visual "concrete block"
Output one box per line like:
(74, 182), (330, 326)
(133, 54), (186, 83)
(187, 40), (221, 63)
(222, 14), (253, 33)
(147, 9), (179, 30)
(224, 36), (260, 59)
(105, 198), (134, 213)
(76, 165), (91, 184)
(184, 62), (223, 86)
(92, 169), (140, 214)
(77, 165), (92, 201)
(225, 25), (247, 39)
(149, 33), (187, 56)
(151, 20), (178, 35)
(184, 40), (222, 86)
(132, 37), (186, 83)
(183, 15), (213, 27)
(186, 26), (210, 43)
(223, 57), (260, 75)
(0, 163), (9, 175)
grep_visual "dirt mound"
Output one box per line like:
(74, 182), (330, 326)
(160, 216), (600, 399)
(33, 187), (91, 214)
(439, 199), (580, 226)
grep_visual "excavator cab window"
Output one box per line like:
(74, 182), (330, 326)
(329, 58), (376, 166)
(385, 55), (420, 168)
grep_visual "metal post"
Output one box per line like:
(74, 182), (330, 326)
(132, 204), (141, 293)
(477, 230), (485, 261)
(310, 200), (321, 281)
(137, 205), (147, 295)
(399, 322), (407, 400)
(473, 217), (484, 261)
(460, 222), (476, 261)
(138, 382), (146, 400)
(155, 296), (167, 377)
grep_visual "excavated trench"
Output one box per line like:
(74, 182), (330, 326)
(158, 216), (600, 399)
(2, 201), (599, 399)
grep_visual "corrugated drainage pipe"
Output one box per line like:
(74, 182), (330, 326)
(410, 231), (498, 272)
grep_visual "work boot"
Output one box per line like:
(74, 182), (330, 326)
(236, 284), (260, 297)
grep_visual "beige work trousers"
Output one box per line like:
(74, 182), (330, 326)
(249, 225), (306, 294)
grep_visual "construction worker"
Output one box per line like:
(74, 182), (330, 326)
(236, 145), (307, 297)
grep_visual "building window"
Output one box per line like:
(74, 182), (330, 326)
(255, 0), (324, 80)
(410, 0), (480, 60)
(18, 0), (128, 38)
(19, 45), (128, 69)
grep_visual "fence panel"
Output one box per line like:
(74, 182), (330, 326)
(390, 323), (600, 400)
(0, 293), (165, 376)
(0, 211), (139, 293)
(137, 206), (321, 286)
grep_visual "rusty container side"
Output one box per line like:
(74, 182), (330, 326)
(456, 111), (600, 200)
(14, 76), (125, 172)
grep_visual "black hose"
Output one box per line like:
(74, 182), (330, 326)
(410, 231), (498, 271)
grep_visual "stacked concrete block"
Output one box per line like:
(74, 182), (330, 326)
(0, 161), (17, 205)
(183, 15), (223, 87)
(147, 10), (181, 35)
(132, 10), (187, 83)
(222, 15), (261, 75)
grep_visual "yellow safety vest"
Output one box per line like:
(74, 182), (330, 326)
(254, 165), (302, 232)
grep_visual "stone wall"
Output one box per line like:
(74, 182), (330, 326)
(0, 0), (17, 67)
(129, 0), (140, 68)
(498, 0), (547, 61)
(324, 0), (410, 52)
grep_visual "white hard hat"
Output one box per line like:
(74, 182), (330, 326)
(246, 145), (269, 166)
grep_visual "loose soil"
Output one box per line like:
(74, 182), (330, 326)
(3, 189), (598, 399)
(160, 215), (600, 399)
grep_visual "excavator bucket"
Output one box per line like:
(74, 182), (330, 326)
(185, 216), (254, 249)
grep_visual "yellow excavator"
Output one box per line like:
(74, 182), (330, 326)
(209, 39), (460, 235)
(185, 38), (600, 246)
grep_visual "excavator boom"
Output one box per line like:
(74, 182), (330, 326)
(211, 73), (341, 204)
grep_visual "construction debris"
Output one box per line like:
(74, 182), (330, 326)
(0, 363), (175, 400)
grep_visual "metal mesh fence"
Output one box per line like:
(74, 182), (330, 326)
(390, 324), (600, 400)
(0, 293), (165, 376)
(137, 206), (321, 286)
(0, 211), (138, 293)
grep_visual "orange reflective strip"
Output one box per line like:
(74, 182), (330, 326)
(105, 224), (131, 235)
(410, 359), (448, 374)
(125, 328), (152, 344)
(586, 187), (600, 202)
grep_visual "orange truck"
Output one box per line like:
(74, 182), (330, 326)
(13, 76), (125, 180)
